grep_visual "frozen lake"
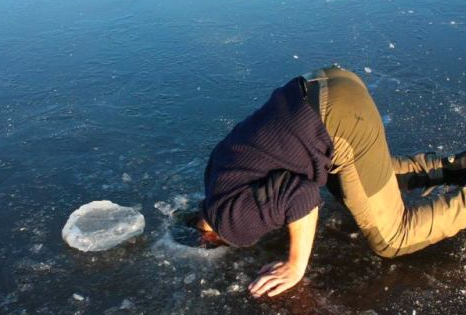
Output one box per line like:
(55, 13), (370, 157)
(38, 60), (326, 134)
(1, 0), (466, 314)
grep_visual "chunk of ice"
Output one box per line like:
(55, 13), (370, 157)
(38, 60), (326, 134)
(293, 55), (299, 59)
(227, 283), (242, 293)
(184, 273), (196, 284)
(120, 299), (134, 310)
(154, 201), (175, 216)
(122, 173), (132, 182)
(62, 201), (145, 252)
(389, 42), (395, 49)
(73, 293), (85, 301)
(364, 67), (372, 74)
(201, 288), (221, 297)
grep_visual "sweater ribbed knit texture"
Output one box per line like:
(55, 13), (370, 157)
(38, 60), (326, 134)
(203, 77), (334, 247)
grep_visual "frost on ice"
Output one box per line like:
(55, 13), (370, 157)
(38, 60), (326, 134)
(62, 200), (145, 252)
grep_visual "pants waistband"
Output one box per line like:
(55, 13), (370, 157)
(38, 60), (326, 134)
(300, 69), (329, 124)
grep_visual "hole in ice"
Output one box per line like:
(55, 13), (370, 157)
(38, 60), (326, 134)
(168, 210), (227, 249)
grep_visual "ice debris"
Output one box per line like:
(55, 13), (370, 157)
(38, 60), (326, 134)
(154, 194), (190, 216)
(201, 288), (221, 297)
(73, 293), (85, 301)
(389, 42), (395, 49)
(120, 299), (134, 310)
(227, 283), (242, 293)
(293, 55), (299, 59)
(122, 173), (132, 182)
(62, 200), (145, 252)
(154, 201), (175, 216)
(184, 273), (196, 284)
(364, 67), (372, 74)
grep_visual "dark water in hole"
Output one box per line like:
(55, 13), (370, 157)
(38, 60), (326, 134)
(1, 0), (466, 314)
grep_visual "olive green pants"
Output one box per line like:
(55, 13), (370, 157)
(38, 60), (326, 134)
(309, 67), (466, 257)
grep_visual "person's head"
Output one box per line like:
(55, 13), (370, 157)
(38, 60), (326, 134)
(187, 209), (227, 248)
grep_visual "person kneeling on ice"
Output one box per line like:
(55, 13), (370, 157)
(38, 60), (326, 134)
(195, 66), (466, 298)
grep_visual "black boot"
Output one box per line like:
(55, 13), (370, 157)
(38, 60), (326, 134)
(442, 151), (466, 186)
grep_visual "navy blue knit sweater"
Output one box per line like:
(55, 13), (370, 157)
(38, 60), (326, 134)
(203, 77), (334, 247)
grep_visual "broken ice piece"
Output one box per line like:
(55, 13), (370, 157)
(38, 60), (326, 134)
(184, 273), (196, 284)
(389, 42), (395, 49)
(227, 283), (241, 293)
(62, 200), (145, 252)
(73, 293), (85, 301)
(201, 288), (221, 297)
(154, 201), (175, 216)
(293, 55), (299, 59)
(122, 173), (132, 182)
(120, 299), (134, 309)
(364, 67), (372, 74)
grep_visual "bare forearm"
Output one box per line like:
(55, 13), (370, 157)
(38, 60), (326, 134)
(248, 207), (319, 298)
(288, 206), (319, 273)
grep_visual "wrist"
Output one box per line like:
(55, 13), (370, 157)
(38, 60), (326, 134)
(287, 257), (307, 275)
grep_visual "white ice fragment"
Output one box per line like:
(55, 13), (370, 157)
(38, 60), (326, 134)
(293, 55), (299, 60)
(154, 201), (175, 216)
(62, 201), (145, 252)
(412, 310), (416, 315)
(437, 145), (444, 150)
(201, 288), (221, 297)
(451, 21), (456, 25)
(227, 283), (241, 293)
(389, 42), (395, 49)
(122, 173), (132, 182)
(184, 273), (196, 284)
(364, 67), (372, 74)
(349, 232), (359, 239)
(120, 299), (134, 310)
(408, 10), (414, 14)
(235, 272), (251, 284)
(30, 244), (43, 253)
(73, 293), (85, 301)
(461, 289), (466, 295)
(173, 195), (189, 210)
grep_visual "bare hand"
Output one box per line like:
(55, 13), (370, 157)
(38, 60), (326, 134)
(248, 261), (305, 298)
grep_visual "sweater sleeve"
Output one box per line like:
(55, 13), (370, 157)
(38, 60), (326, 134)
(203, 170), (321, 247)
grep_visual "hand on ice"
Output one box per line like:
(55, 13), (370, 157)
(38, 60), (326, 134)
(248, 260), (305, 298)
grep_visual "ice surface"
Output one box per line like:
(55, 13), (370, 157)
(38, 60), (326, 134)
(382, 114), (392, 125)
(62, 200), (145, 252)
